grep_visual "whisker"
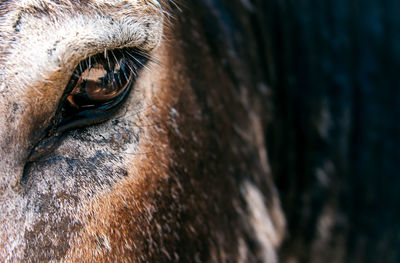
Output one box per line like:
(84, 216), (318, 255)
(93, 56), (98, 66)
(127, 49), (160, 66)
(106, 51), (112, 71)
(115, 103), (157, 120)
(134, 50), (153, 60)
(124, 62), (137, 78)
(169, 0), (182, 13)
(126, 52), (151, 71)
(78, 61), (83, 73)
(87, 56), (92, 81)
(110, 50), (127, 86)
(125, 148), (166, 156)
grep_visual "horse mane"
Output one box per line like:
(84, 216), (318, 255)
(190, 0), (400, 261)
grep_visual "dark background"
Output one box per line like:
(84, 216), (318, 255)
(197, 0), (400, 262)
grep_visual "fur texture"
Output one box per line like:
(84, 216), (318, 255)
(0, 0), (285, 261)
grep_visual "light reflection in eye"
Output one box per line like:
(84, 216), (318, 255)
(67, 57), (134, 109)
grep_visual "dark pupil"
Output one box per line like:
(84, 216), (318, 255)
(68, 57), (133, 108)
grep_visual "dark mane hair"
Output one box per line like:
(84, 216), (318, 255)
(189, 0), (400, 262)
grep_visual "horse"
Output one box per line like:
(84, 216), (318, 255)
(0, 0), (285, 261)
(1, 0), (399, 262)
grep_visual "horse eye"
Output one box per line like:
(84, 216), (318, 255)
(57, 48), (147, 133)
(68, 57), (133, 109)
(26, 48), (147, 162)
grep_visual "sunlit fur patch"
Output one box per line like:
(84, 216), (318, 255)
(241, 180), (286, 263)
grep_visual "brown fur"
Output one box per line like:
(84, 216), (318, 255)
(0, 1), (285, 262)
